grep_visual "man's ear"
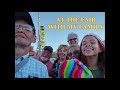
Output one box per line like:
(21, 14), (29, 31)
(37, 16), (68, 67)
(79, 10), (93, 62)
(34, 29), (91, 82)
(32, 36), (36, 43)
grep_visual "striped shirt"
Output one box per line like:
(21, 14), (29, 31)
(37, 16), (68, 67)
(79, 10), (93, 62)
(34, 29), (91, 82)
(15, 54), (49, 78)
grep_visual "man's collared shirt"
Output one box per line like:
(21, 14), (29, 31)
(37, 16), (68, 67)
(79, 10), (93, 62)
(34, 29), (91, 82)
(44, 60), (53, 75)
(32, 56), (53, 76)
(15, 54), (49, 78)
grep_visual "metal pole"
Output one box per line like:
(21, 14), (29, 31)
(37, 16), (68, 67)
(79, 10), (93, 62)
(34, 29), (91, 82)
(38, 12), (41, 52)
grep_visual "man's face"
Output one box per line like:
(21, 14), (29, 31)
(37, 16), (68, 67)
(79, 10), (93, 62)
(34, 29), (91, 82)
(40, 50), (52, 62)
(68, 35), (78, 46)
(15, 20), (36, 48)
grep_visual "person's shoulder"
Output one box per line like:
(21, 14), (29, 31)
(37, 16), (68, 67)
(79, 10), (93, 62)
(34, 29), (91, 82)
(48, 60), (53, 65)
(53, 59), (58, 64)
(32, 55), (39, 60)
(28, 57), (49, 78)
(29, 57), (46, 66)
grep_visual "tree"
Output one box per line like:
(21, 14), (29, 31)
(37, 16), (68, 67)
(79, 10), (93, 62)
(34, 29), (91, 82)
(52, 52), (57, 57)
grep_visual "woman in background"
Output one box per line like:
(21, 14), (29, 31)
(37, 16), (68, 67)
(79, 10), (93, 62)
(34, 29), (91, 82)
(50, 44), (68, 78)
(67, 44), (80, 60)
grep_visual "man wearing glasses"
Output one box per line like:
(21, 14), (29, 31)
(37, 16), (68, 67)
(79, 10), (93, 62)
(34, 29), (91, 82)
(67, 32), (79, 46)
(15, 12), (49, 78)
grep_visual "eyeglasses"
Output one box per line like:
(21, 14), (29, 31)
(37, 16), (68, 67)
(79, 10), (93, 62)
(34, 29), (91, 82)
(68, 50), (80, 56)
(15, 24), (33, 32)
(68, 38), (77, 42)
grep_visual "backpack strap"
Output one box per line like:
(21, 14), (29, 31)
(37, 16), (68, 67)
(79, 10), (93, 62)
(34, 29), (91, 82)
(15, 57), (29, 73)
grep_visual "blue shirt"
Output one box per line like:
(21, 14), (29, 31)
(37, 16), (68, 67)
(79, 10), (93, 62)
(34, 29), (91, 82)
(15, 54), (49, 78)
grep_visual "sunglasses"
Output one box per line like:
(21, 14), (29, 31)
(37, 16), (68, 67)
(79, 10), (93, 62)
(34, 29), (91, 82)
(15, 24), (33, 32)
(68, 38), (77, 42)
(68, 50), (80, 56)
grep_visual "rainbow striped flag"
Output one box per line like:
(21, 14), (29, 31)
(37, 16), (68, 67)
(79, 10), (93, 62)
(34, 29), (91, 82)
(60, 59), (93, 78)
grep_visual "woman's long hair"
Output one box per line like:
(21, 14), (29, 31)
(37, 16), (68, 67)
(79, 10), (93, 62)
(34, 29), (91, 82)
(79, 34), (105, 74)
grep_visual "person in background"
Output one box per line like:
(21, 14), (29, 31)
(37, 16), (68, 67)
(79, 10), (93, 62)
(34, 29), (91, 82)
(67, 44), (80, 60)
(33, 46), (53, 77)
(67, 32), (79, 46)
(15, 12), (49, 78)
(50, 44), (68, 78)
(79, 34), (105, 78)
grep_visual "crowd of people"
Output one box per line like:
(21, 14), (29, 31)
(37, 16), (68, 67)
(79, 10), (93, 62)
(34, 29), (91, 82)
(15, 12), (105, 78)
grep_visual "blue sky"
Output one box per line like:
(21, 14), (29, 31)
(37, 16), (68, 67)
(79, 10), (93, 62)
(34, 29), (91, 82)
(29, 12), (105, 52)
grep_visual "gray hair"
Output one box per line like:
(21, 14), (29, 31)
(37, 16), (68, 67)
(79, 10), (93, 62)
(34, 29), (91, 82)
(67, 32), (78, 41)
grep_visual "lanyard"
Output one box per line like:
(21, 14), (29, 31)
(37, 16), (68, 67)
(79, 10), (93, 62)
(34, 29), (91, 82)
(15, 56), (29, 73)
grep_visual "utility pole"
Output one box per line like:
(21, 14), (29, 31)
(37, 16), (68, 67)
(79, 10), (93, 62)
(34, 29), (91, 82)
(38, 12), (41, 53)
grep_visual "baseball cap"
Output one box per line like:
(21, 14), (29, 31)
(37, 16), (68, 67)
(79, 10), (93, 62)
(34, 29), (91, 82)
(15, 12), (35, 35)
(43, 46), (53, 53)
